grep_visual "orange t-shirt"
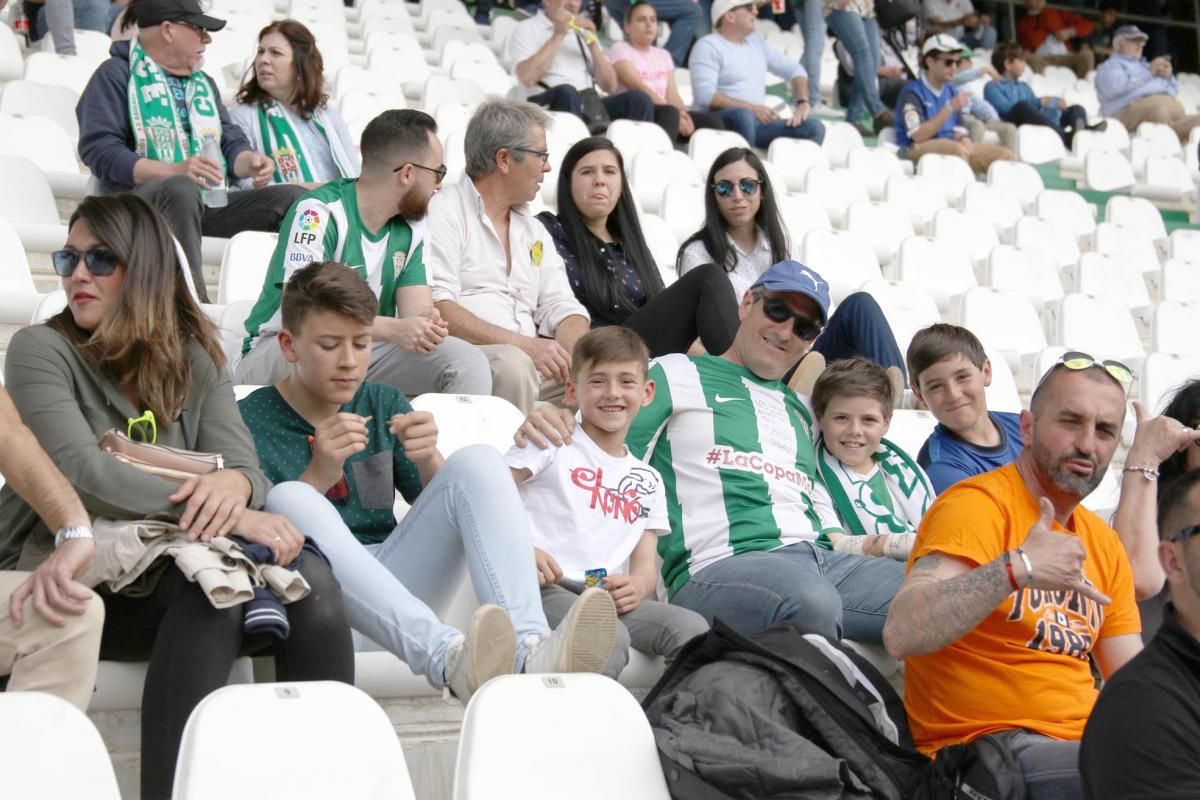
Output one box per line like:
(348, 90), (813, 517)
(903, 463), (1140, 756)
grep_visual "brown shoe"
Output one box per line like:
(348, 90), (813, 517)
(873, 109), (895, 132)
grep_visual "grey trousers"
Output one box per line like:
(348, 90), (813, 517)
(234, 335), (493, 396)
(541, 581), (709, 679)
(478, 343), (566, 414)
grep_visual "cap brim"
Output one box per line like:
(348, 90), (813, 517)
(186, 13), (226, 31)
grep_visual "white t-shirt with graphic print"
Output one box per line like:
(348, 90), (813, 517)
(505, 427), (669, 583)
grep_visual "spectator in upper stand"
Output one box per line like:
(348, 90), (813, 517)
(427, 100), (591, 415)
(1084, 2), (1120, 61)
(231, 20), (360, 189)
(4, 0), (111, 56)
(677, 147), (907, 383)
(1017, 0), (1095, 80)
(689, 0), (825, 147)
(235, 110), (492, 399)
(894, 34), (1012, 173)
(985, 42), (1102, 147)
(537, 136), (741, 357)
(907, 324), (1024, 494)
(609, 1), (726, 142)
(949, 49), (1018, 154)
(509, 0), (656, 128)
(605, 0), (707, 68)
(75, 0), (307, 302)
(1096, 24), (1200, 141)
(835, 29), (906, 112)
(922, 0), (996, 52)
(823, 0), (892, 135)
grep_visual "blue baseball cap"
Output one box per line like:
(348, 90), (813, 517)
(750, 260), (831, 323)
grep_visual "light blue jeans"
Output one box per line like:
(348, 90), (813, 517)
(670, 541), (903, 642)
(797, 0), (826, 106)
(824, 10), (886, 124)
(264, 445), (550, 688)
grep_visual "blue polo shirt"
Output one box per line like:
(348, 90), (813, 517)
(895, 76), (960, 148)
(917, 411), (1023, 493)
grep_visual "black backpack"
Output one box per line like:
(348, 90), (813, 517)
(644, 619), (944, 800)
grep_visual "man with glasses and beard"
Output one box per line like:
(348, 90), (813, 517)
(513, 259), (905, 645)
(882, 354), (1156, 799)
(236, 109), (492, 399)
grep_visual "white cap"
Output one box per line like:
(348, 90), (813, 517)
(921, 33), (964, 56)
(711, 0), (755, 27)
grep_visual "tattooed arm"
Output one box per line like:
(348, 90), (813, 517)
(882, 551), (1017, 659)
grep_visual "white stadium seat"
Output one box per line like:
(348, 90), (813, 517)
(958, 287), (1048, 377)
(800, 228), (882, 302)
(846, 147), (907, 202)
(638, 212), (680, 284)
(895, 236), (977, 315)
(860, 279), (941, 356)
(986, 245), (1064, 309)
(844, 200), (914, 268)
(984, 348), (1023, 414)
(1152, 300), (1200, 357)
(0, 79), (79, 141)
(931, 208), (1000, 270)
(661, 182), (706, 243)
(448, 58), (515, 98)
(1093, 221), (1161, 277)
(1013, 215), (1081, 272)
(802, 167), (869, 228)
(820, 121), (866, 168)
(688, 128), (751, 178)
(1035, 189), (1097, 241)
(1069, 252), (1152, 312)
(777, 192), (832, 239)
(885, 409), (938, 457)
(986, 159), (1044, 212)
(916, 152), (975, 205)
(217, 231), (278, 305)
(0, 693), (121, 800)
(962, 182), (1023, 239)
(766, 138), (829, 192)
(883, 173), (947, 235)
(1082, 149), (1135, 192)
(1168, 228), (1200, 263)
(607, 119), (674, 165)
(630, 150), (701, 215)
(1141, 351), (1200, 414)
(1049, 293), (1145, 363)
(1105, 195), (1168, 244)
(1159, 259), (1200, 304)
(1016, 124), (1067, 165)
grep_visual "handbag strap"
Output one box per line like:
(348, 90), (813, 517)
(573, 31), (597, 90)
(180, 408), (198, 451)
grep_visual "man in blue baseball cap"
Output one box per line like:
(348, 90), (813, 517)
(514, 260), (905, 643)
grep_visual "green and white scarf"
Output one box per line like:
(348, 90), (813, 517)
(816, 437), (935, 540)
(128, 40), (224, 169)
(255, 101), (356, 185)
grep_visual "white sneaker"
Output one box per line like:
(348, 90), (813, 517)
(524, 587), (617, 674)
(444, 604), (517, 704)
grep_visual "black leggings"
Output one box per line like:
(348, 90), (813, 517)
(99, 558), (354, 800)
(652, 105), (727, 143)
(1001, 100), (1091, 146)
(622, 262), (740, 357)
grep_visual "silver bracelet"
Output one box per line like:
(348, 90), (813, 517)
(1122, 465), (1160, 480)
(1016, 547), (1033, 586)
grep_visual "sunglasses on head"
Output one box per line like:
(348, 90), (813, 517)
(1038, 350), (1134, 392)
(51, 248), (119, 278)
(712, 178), (762, 198)
(758, 295), (824, 341)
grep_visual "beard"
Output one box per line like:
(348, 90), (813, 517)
(398, 188), (431, 220)
(1031, 439), (1105, 499)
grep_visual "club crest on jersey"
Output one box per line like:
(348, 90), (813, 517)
(393, 250), (407, 273)
(531, 239), (544, 267)
(273, 148), (301, 183)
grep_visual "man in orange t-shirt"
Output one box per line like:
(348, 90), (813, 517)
(883, 356), (1145, 799)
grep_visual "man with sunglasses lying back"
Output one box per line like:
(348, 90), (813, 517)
(882, 354), (1157, 798)
(515, 260), (905, 644)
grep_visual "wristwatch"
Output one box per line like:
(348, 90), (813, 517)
(54, 525), (94, 547)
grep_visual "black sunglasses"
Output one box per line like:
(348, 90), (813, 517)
(758, 295), (823, 341)
(1171, 524), (1200, 543)
(712, 178), (762, 198)
(51, 248), (119, 277)
(394, 162), (448, 183)
(939, 57), (959, 67)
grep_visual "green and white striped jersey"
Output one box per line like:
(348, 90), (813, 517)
(627, 353), (843, 598)
(242, 178), (426, 354)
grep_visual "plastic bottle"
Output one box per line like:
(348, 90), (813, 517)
(12, 5), (28, 43)
(199, 136), (228, 208)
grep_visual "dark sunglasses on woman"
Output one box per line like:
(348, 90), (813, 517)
(712, 178), (763, 198)
(51, 248), (119, 277)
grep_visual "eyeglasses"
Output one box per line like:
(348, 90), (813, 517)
(1038, 350), (1134, 392)
(1170, 524), (1200, 543)
(757, 295), (823, 341)
(51, 248), (119, 277)
(171, 20), (210, 38)
(712, 178), (762, 198)
(512, 146), (551, 164)
(939, 57), (959, 67)
(127, 410), (158, 444)
(394, 162), (448, 183)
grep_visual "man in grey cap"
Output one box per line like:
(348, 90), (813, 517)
(1096, 24), (1200, 139)
(75, 0), (305, 300)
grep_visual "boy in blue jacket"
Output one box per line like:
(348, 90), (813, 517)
(983, 42), (1104, 146)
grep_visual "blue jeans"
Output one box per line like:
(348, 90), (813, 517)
(28, 0), (109, 55)
(264, 446), (551, 688)
(606, 0), (707, 66)
(797, 0), (825, 105)
(962, 25), (998, 51)
(813, 291), (906, 380)
(715, 107), (826, 146)
(824, 10), (885, 124)
(670, 541), (904, 642)
(994, 730), (1082, 800)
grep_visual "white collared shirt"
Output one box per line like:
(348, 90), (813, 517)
(678, 227), (801, 300)
(508, 11), (594, 99)
(427, 178), (589, 338)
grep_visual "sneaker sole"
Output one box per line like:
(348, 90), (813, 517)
(464, 605), (517, 695)
(556, 587), (617, 673)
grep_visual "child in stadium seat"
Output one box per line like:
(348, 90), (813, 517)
(238, 260), (619, 705)
(984, 42), (1104, 147)
(505, 327), (709, 678)
(907, 323), (1023, 493)
(811, 358), (936, 562)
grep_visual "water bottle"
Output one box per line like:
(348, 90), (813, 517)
(12, 5), (28, 44)
(199, 136), (228, 208)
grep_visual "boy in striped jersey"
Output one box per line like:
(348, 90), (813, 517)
(516, 260), (905, 642)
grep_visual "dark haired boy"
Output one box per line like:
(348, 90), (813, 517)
(907, 323), (1023, 493)
(984, 42), (1103, 146)
(505, 326), (709, 677)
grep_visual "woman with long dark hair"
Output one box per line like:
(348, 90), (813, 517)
(677, 146), (907, 380)
(537, 135), (740, 357)
(232, 19), (360, 187)
(0, 194), (354, 800)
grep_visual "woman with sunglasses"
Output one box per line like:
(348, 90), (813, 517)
(537, 136), (741, 357)
(232, 20), (360, 188)
(0, 195), (353, 800)
(677, 146), (906, 382)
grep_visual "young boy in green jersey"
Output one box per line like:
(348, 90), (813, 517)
(811, 358), (935, 561)
(504, 327), (709, 678)
(238, 260), (618, 703)
(907, 323), (1023, 493)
